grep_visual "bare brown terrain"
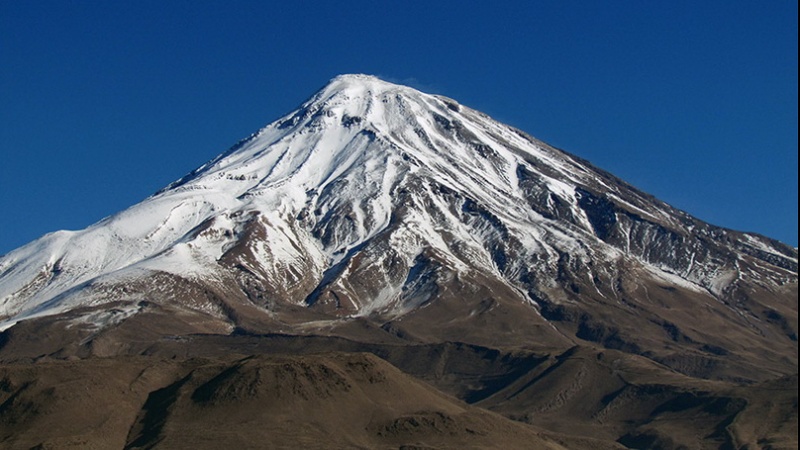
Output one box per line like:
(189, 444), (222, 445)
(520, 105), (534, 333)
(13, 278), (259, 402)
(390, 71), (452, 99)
(0, 308), (796, 449)
(0, 352), (612, 450)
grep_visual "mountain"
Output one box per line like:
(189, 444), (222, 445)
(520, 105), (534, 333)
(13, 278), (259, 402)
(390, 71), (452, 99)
(0, 74), (796, 448)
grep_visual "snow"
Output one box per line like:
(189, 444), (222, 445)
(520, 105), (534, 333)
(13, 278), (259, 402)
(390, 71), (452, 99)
(68, 302), (143, 331)
(741, 234), (798, 262)
(643, 264), (707, 294)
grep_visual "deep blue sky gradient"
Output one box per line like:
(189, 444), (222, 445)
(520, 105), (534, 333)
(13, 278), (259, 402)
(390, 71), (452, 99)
(1, 1), (797, 254)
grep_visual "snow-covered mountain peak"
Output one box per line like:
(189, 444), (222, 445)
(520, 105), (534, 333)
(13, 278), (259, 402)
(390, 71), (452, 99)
(310, 74), (438, 106)
(292, 74), (416, 124)
(159, 74), (496, 216)
(317, 73), (402, 96)
(0, 75), (796, 332)
(276, 74), (463, 140)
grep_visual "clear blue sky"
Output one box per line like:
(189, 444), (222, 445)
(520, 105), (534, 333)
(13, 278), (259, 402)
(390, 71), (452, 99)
(1, 1), (797, 254)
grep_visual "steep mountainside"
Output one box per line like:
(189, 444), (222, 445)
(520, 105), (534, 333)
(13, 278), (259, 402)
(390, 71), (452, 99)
(0, 75), (796, 448)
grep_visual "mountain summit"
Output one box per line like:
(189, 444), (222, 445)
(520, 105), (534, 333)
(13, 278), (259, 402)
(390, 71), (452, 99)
(0, 75), (797, 449)
(0, 74), (796, 377)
